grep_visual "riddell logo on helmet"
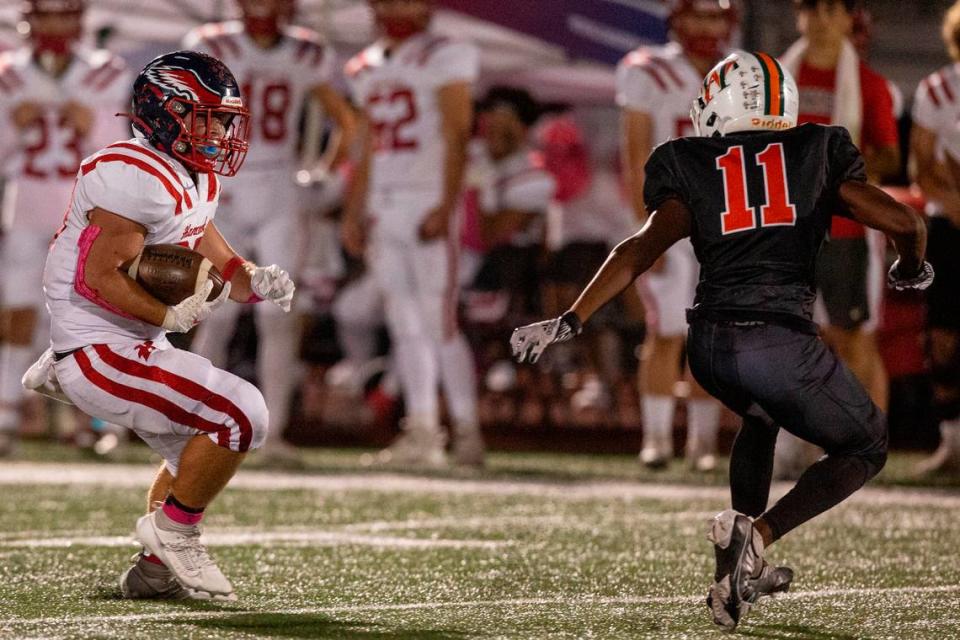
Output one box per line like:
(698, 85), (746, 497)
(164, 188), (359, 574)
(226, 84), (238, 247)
(751, 118), (791, 130)
(222, 96), (243, 107)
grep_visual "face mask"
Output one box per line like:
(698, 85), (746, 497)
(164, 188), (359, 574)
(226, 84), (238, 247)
(32, 33), (75, 56)
(683, 34), (726, 60)
(381, 17), (424, 40)
(244, 16), (281, 37)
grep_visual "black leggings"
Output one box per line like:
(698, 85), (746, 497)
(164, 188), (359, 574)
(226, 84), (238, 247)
(687, 319), (887, 542)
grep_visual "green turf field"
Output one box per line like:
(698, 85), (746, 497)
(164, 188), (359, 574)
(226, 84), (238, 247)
(1, 443), (958, 639)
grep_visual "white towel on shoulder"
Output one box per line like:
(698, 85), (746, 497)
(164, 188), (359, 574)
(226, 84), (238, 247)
(779, 38), (862, 146)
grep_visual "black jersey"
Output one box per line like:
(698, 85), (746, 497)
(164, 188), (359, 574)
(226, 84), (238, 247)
(643, 123), (866, 329)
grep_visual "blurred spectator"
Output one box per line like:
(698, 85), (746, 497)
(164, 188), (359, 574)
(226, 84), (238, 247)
(0, 0), (130, 457)
(778, 0), (900, 477)
(850, 5), (904, 118)
(465, 86), (556, 322)
(462, 87), (557, 431)
(909, 0), (960, 474)
(614, 0), (738, 471)
(541, 114), (627, 300)
(184, 0), (356, 464)
(538, 112), (637, 397)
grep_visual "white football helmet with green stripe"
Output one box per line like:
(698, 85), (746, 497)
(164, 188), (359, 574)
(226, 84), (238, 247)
(691, 50), (799, 137)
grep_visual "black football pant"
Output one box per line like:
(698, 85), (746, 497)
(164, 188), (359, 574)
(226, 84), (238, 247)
(687, 318), (888, 542)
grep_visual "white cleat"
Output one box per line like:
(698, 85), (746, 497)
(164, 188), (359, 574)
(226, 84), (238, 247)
(452, 427), (486, 467)
(639, 446), (669, 469)
(134, 511), (237, 601)
(915, 423), (960, 477)
(692, 453), (718, 473)
(686, 434), (718, 472)
(375, 419), (448, 468)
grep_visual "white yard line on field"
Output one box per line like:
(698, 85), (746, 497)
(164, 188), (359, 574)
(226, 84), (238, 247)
(0, 529), (509, 550)
(1, 461), (958, 507)
(0, 511), (712, 551)
(341, 510), (714, 532)
(2, 584), (958, 629)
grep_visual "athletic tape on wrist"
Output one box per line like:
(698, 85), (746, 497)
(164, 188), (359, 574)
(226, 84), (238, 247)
(220, 255), (246, 283)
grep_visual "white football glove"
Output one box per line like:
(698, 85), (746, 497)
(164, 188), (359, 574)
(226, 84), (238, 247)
(161, 280), (231, 333)
(887, 259), (935, 292)
(510, 311), (583, 364)
(250, 264), (296, 312)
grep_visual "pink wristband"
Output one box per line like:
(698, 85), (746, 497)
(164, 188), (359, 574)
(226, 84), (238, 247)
(245, 293), (264, 304)
(220, 256), (245, 283)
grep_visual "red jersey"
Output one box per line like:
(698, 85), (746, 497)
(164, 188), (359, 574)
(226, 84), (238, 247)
(796, 61), (898, 238)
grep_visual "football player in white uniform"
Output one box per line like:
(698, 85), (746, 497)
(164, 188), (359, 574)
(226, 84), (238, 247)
(0, 0), (129, 456)
(184, 0), (355, 462)
(341, 0), (481, 466)
(30, 51), (294, 600)
(910, 1), (960, 474)
(617, 0), (738, 470)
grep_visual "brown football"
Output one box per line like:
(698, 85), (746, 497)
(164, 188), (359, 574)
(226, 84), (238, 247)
(123, 244), (225, 305)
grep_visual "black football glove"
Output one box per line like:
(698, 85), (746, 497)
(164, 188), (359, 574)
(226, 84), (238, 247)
(510, 311), (583, 364)
(887, 259), (935, 291)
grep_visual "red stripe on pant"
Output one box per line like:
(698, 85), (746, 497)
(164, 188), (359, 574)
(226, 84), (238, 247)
(91, 344), (254, 452)
(73, 348), (227, 450)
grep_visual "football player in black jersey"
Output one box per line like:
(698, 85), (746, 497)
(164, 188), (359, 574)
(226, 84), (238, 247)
(510, 51), (933, 632)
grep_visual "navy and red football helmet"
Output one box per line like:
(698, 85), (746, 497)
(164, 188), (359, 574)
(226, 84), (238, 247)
(20, 0), (85, 57)
(129, 51), (251, 177)
(668, 0), (739, 61)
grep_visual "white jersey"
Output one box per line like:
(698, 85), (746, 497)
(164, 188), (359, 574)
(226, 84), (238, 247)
(615, 42), (702, 144)
(617, 42), (704, 336)
(912, 63), (960, 215)
(0, 46), (129, 234)
(346, 32), (479, 198)
(184, 21), (335, 172)
(44, 138), (221, 351)
(471, 143), (556, 247)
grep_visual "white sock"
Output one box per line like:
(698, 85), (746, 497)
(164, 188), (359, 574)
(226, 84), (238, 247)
(642, 394), (675, 453)
(394, 336), (439, 428)
(687, 398), (721, 453)
(0, 406), (17, 433)
(941, 419), (960, 448)
(258, 312), (300, 448)
(0, 344), (35, 414)
(439, 333), (478, 434)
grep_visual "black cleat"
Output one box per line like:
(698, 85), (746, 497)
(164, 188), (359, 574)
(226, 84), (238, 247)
(744, 562), (793, 602)
(706, 509), (773, 631)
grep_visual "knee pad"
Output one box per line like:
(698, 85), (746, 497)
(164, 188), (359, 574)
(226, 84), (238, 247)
(831, 405), (887, 460)
(244, 390), (270, 451)
(333, 277), (383, 327)
(221, 373), (270, 452)
(850, 412), (888, 478)
(416, 291), (447, 343)
(863, 448), (888, 479)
